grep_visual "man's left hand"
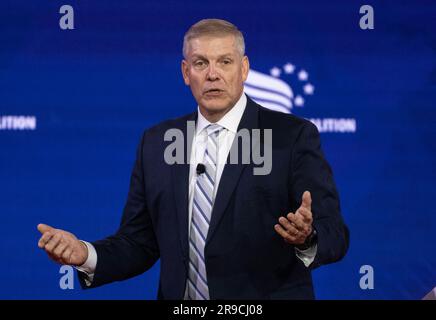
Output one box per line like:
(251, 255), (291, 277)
(274, 191), (313, 246)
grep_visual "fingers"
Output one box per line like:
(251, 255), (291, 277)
(38, 231), (54, 248)
(44, 232), (62, 252)
(37, 223), (54, 234)
(301, 191), (312, 211)
(37, 224), (57, 249)
(53, 241), (68, 257)
(274, 191), (314, 246)
(287, 212), (311, 235)
(274, 224), (299, 244)
(296, 207), (313, 225)
(37, 227), (87, 266)
(275, 211), (312, 245)
(39, 230), (67, 261)
(62, 248), (73, 264)
(278, 216), (299, 236)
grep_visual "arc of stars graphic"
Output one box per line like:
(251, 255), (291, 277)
(270, 63), (315, 107)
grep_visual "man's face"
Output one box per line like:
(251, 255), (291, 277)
(181, 35), (249, 120)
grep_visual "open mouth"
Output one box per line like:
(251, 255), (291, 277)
(204, 89), (223, 94)
(204, 89), (224, 96)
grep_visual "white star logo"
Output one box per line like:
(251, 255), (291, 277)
(252, 62), (315, 111)
(298, 70), (309, 81)
(283, 63), (295, 74)
(303, 83), (315, 95)
(294, 95), (305, 107)
(270, 67), (281, 78)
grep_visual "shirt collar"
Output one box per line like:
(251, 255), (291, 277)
(196, 93), (247, 136)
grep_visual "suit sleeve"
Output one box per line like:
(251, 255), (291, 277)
(290, 121), (349, 269)
(78, 131), (160, 289)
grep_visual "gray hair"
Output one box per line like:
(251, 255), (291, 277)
(183, 19), (245, 59)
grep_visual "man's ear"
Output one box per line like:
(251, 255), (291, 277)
(241, 56), (250, 82)
(181, 60), (190, 86)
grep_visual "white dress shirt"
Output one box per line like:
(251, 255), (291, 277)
(77, 93), (317, 286)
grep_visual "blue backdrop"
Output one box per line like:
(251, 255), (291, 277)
(0, 0), (435, 299)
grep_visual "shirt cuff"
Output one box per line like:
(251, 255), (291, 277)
(295, 244), (317, 267)
(74, 241), (97, 285)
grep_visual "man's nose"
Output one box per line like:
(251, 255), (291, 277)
(206, 64), (220, 81)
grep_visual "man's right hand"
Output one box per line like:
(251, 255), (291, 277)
(37, 223), (88, 266)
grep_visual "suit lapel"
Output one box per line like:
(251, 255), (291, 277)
(206, 97), (259, 245)
(171, 112), (197, 263)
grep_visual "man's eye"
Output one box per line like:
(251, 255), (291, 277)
(222, 60), (231, 65)
(194, 61), (206, 67)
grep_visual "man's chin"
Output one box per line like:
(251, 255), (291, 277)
(200, 99), (231, 114)
(201, 104), (230, 115)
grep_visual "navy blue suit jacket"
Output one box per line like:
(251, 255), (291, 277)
(79, 96), (349, 299)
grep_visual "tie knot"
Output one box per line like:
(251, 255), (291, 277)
(206, 123), (222, 137)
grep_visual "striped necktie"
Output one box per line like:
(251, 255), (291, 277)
(187, 123), (222, 300)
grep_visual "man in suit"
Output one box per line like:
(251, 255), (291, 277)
(37, 18), (349, 299)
